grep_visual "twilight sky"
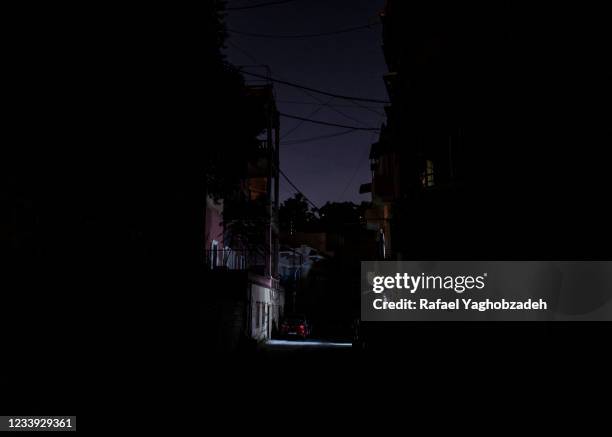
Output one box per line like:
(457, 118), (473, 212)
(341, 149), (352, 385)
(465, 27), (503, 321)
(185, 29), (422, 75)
(223, 0), (387, 208)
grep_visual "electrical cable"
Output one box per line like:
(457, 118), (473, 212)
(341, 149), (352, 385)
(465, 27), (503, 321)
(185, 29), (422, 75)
(238, 70), (390, 104)
(280, 112), (380, 131)
(227, 23), (377, 39)
(282, 129), (359, 146)
(281, 96), (335, 140)
(278, 167), (320, 211)
(336, 119), (382, 201)
(227, 0), (299, 11)
(277, 99), (383, 109)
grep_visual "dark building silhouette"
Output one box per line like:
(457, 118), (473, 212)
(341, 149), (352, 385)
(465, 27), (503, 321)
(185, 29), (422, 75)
(204, 75), (284, 351)
(362, 1), (612, 260)
(355, 1), (612, 355)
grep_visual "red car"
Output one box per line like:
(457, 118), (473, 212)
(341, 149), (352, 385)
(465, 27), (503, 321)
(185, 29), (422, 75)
(280, 315), (311, 340)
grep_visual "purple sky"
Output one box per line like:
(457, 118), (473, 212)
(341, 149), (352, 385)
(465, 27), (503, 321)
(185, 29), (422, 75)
(224, 0), (387, 207)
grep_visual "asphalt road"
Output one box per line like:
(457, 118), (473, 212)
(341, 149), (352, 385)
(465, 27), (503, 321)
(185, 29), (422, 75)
(260, 339), (353, 355)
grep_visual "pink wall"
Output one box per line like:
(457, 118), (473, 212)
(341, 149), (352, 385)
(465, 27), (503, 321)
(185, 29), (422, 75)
(205, 197), (224, 251)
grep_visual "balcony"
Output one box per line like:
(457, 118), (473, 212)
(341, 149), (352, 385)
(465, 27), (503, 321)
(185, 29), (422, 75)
(205, 248), (249, 271)
(248, 140), (273, 178)
(257, 139), (271, 153)
(205, 248), (269, 274)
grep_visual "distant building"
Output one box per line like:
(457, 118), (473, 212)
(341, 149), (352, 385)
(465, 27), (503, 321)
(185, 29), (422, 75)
(279, 244), (325, 284)
(281, 231), (333, 257)
(279, 222), (377, 319)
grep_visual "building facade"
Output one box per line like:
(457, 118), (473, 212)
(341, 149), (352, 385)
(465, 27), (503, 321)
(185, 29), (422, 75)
(204, 78), (284, 350)
(361, 1), (475, 260)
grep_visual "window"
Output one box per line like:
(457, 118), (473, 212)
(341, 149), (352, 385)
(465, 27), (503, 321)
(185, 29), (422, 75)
(378, 228), (386, 260)
(260, 304), (264, 329)
(230, 252), (235, 269)
(249, 177), (268, 200)
(225, 246), (232, 269)
(421, 160), (434, 187)
(211, 240), (218, 269)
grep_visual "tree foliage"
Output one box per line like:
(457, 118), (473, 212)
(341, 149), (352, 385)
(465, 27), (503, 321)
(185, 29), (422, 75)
(279, 193), (317, 234)
(279, 194), (370, 234)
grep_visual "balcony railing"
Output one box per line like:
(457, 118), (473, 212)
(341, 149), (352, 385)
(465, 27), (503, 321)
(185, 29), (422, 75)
(257, 139), (270, 153)
(205, 248), (250, 271)
(205, 248), (271, 273)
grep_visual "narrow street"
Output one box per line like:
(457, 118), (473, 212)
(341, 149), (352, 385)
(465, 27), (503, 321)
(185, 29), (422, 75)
(260, 339), (352, 356)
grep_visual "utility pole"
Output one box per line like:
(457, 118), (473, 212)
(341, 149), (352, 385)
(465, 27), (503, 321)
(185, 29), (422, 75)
(292, 247), (297, 313)
(449, 134), (454, 184)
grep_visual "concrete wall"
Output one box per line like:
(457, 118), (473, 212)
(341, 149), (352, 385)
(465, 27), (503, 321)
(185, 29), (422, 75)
(249, 281), (284, 341)
(204, 270), (249, 352)
(205, 195), (224, 253)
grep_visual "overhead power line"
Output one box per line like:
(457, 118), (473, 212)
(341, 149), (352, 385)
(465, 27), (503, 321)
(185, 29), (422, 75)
(343, 94), (386, 117)
(308, 94), (374, 124)
(280, 113), (380, 131)
(283, 129), (359, 145)
(336, 116), (383, 201)
(239, 70), (390, 104)
(225, 40), (259, 64)
(336, 142), (371, 201)
(278, 167), (320, 211)
(227, 0), (299, 11)
(284, 84), (378, 124)
(223, 45), (378, 132)
(281, 96), (334, 140)
(278, 99), (383, 109)
(278, 78), (386, 119)
(227, 23), (377, 39)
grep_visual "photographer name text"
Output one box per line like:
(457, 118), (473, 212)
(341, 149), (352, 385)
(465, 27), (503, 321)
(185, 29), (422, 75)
(370, 273), (547, 312)
(373, 297), (547, 312)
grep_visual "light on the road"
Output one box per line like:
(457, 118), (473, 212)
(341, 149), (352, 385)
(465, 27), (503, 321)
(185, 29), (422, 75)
(266, 339), (352, 348)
